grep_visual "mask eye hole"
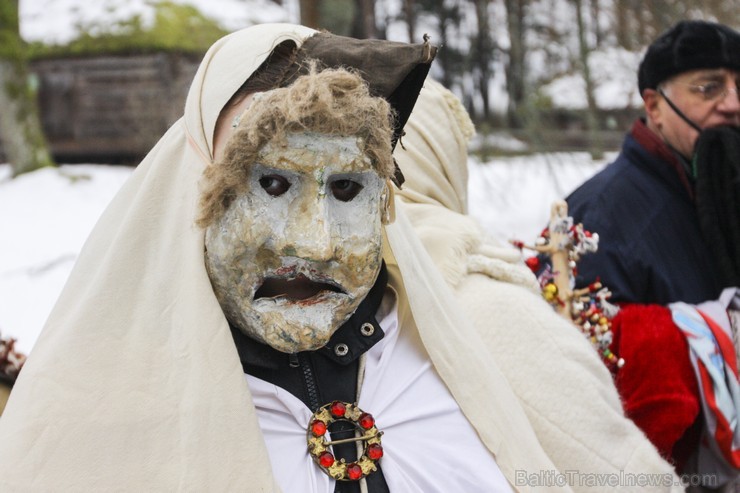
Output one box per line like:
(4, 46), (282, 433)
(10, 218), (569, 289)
(330, 179), (363, 202)
(259, 175), (291, 196)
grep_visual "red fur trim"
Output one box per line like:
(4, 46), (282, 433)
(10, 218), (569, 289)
(611, 303), (701, 471)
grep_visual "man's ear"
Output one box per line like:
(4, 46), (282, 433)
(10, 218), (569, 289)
(642, 88), (663, 127)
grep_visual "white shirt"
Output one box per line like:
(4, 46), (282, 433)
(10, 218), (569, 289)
(246, 289), (512, 492)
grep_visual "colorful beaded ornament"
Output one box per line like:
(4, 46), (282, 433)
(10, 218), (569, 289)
(513, 200), (624, 370)
(307, 401), (384, 481)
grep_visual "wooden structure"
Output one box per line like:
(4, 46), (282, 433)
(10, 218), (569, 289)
(18, 53), (202, 163)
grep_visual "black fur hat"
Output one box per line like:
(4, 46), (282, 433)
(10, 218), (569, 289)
(638, 20), (740, 96)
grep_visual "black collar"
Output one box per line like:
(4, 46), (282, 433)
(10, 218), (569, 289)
(231, 262), (388, 371)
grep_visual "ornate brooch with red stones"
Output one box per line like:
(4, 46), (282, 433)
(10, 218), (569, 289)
(307, 401), (384, 481)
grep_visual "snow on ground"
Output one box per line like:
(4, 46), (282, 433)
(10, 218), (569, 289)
(0, 155), (608, 354)
(0, 164), (133, 353)
(468, 152), (610, 242)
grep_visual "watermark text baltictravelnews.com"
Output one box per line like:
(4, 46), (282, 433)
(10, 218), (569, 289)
(515, 469), (719, 488)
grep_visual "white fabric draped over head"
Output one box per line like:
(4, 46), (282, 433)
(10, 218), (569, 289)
(0, 24), (556, 491)
(0, 24), (314, 491)
(393, 80), (684, 490)
(393, 80), (540, 292)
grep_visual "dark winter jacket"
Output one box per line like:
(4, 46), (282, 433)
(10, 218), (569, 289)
(565, 119), (732, 472)
(566, 119), (725, 305)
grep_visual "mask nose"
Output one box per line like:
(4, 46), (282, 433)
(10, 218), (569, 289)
(280, 196), (333, 262)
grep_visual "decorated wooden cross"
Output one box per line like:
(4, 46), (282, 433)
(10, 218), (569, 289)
(513, 200), (624, 370)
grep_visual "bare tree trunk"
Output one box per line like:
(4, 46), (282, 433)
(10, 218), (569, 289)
(472, 0), (493, 120)
(504, 0), (526, 128)
(615, 0), (630, 48)
(635, 0), (648, 45)
(573, 0), (601, 158)
(650, 0), (675, 34)
(404, 0), (416, 42)
(299, 0), (321, 28)
(437, 16), (453, 89)
(590, 0), (602, 47)
(0, 0), (54, 177)
(361, 0), (376, 38)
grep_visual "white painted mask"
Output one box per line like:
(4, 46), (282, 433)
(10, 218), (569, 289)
(205, 132), (387, 353)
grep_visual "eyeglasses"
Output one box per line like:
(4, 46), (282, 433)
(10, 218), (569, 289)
(670, 79), (740, 102)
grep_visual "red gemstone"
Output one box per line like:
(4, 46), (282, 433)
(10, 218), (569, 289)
(319, 451), (335, 468)
(347, 463), (363, 480)
(525, 256), (541, 272)
(367, 443), (384, 460)
(311, 420), (327, 436)
(330, 401), (347, 417)
(358, 412), (375, 429)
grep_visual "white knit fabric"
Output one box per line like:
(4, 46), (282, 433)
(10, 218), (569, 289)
(394, 79), (683, 492)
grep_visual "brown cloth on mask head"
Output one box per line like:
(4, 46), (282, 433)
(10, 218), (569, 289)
(694, 126), (740, 286)
(286, 32), (438, 187)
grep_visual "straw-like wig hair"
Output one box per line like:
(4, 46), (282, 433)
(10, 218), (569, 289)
(198, 65), (395, 227)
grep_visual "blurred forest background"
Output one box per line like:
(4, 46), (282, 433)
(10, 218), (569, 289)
(1, 0), (739, 176)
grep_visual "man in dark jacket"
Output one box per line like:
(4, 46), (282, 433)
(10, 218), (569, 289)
(565, 19), (740, 486)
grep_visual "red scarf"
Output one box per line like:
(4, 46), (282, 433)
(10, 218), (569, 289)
(630, 118), (694, 200)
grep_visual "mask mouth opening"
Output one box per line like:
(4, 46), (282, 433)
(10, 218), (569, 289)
(254, 274), (345, 302)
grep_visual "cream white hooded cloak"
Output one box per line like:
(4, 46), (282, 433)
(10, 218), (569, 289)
(394, 79), (684, 492)
(0, 24), (565, 492)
